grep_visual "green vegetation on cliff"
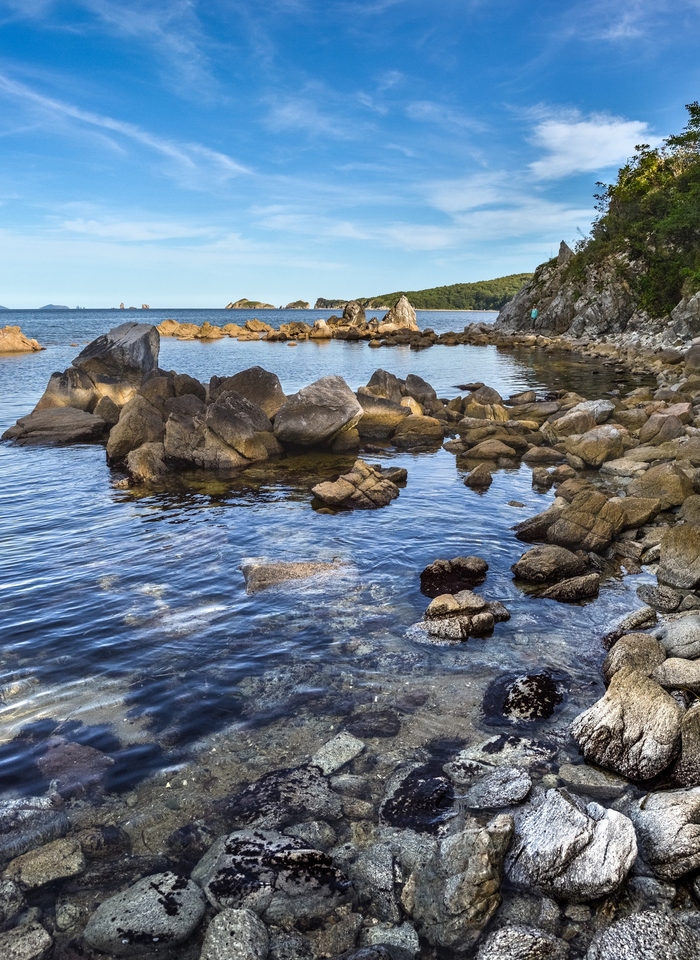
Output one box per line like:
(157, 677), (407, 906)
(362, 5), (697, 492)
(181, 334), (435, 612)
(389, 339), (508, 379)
(358, 274), (533, 311)
(574, 101), (700, 317)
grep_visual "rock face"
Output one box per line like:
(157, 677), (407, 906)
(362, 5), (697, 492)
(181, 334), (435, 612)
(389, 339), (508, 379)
(586, 911), (700, 959)
(630, 788), (700, 879)
(0, 325), (44, 353)
(210, 367), (286, 418)
(193, 829), (350, 923)
(84, 871), (206, 956)
(505, 789), (636, 902)
(657, 526), (700, 589)
(274, 376), (362, 447)
(1, 408), (108, 445)
(312, 460), (400, 510)
(73, 322), (159, 383)
(570, 668), (682, 780)
(381, 296), (419, 331)
(401, 815), (513, 953)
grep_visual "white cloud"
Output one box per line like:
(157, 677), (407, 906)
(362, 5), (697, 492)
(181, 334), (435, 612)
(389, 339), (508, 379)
(262, 95), (366, 140)
(529, 111), (657, 180)
(60, 218), (214, 242)
(406, 100), (483, 131)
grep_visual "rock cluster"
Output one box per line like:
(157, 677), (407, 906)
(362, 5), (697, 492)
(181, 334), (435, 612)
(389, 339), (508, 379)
(0, 325), (44, 353)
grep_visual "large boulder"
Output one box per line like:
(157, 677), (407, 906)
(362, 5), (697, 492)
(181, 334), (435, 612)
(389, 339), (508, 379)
(564, 425), (625, 468)
(545, 490), (625, 552)
(629, 788), (700, 879)
(206, 391), (279, 461)
(638, 413), (685, 445)
(34, 367), (97, 412)
(0, 325), (43, 353)
(342, 301), (366, 326)
(476, 925), (568, 960)
(393, 416), (444, 450)
(274, 376), (362, 447)
(312, 460), (400, 510)
(164, 406), (248, 475)
(586, 912), (700, 959)
(2, 408), (108, 445)
(657, 526), (700, 589)
(356, 392), (410, 439)
(542, 408), (597, 442)
(72, 322), (159, 383)
(602, 633), (666, 684)
(570, 668), (682, 780)
(628, 462), (694, 510)
(209, 367), (286, 418)
(106, 395), (165, 463)
(505, 789), (636, 903)
(512, 545), (587, 584)
(381, 296), (419, 331)
(363, 369), (404, 404)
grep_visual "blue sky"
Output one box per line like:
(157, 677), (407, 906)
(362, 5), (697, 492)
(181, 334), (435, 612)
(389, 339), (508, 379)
(0, 0), (698, 307)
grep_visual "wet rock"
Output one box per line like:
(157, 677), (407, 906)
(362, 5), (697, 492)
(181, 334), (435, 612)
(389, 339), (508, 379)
(274, 376), (362, 447)
(35, 738), (114, 799)
(586, 911), (700, 959)
(311, 733), (365, 776)
(636, 583), (683, 612)
(0, 797), (69, 861)
(219, 765), (342, 830)
(0, 878), (25, 931)
(106, 395), (165, 462)
(571, 668), (682, 780)
(486, 673), (564, 722)
(356, 393), (410, 439)
(127, 441), (168, 483)
(447, 736), (556, 774)
(476, 924), (568, 960)
(461, 766), (532, 809)
(512, 546), (587, 584)
(657, 526), (700, 590)
(392, 416), (444, 450)
(210, 367), (286, 418)
(545, 490), (625, 552)
(312, 460), (400, 510)
(465, 462), (493, 489)
(506, 789), (636, 902)
(0, 921), (52, 959)
(193, 829), (350, 923)
(84, 871), (206, 956)
(1, 408), (108, 445)
(655, 615), (700, 659)
(538, 574), (600, 603)
(334, 948), (392, 960)
(166, 823), (216, 867)
(379, 763), (454, 834)
(206, 391), (277, 462)
(543, 408), (597, 442)
(401, 814), (513, 953)
(200, 907), (269, 960)
(363, 369), (404, 404)
(348, 843), (399, 923)
(359, 922), (419, 958)
(420, 556), (488, 597)
(466, 438), (518, 459)
(420, 590), (508, 642)
(73, 322), (159, 383)
(241, 561), (344, 594)
(6, 837), (85, 890)
(78, 825), (131, 861)
(630, 786), (700, 878)
(344, 710), (401, 739)
(556, 763), (627, 801)
(565, 425), (625, 467)
(601, 607), (657, 649)
(284, 822), (337, 853)
(628, 462), (694, 510)
(602, 632), (666, 683)
(268, 930), (313, 960)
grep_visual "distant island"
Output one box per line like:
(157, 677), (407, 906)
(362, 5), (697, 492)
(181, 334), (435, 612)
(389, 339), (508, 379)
(314, 274), (533, 312)
(225, 298), (276, 310)
(284, 300), (310, 309)
(39, 304), (70, 310)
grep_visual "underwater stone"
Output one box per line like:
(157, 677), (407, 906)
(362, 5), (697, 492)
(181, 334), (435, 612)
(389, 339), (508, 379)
(219, 765), (342, 830)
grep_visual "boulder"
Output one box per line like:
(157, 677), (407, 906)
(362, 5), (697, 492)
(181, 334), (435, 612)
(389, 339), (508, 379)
(546, 491), (625, 552)
(6, 838), (85, 890)
(274, 376), (362, 447)
(466, 438), (517, 459)
(1, 408), (108, 445)
(512, 546), (587, 584)
(312, 460), (400, 510)
(564, 425), (625, 468)
(655, 615), (700, 659)
(570, 668), (682, 780)
(393, 416), (443, 450)
(611, 496), (662, 530)
(106, 395), (165, 463)
(401, 815), (513, 953)
(465, 463), (493, 489)
(0, 921), (52, 960)
(206, 391), (277, 462)
(630, 787), (700, 879)
(193, 829), (350, 923)
(461, 767), (532, 809)
(383, 296), (418, 331)
(200, 908), (268, 960)
(310, 318), (332, 339)
(220, 764), (342, 830)
(476, 925), (568, 960)
(84, 871), (206, 956)
(628, 462), (694, 510)
(164, 408), (248, 475)
(404, 373), (436, 405)
(0, 797), (70, 861)
(602, 633), (666, 684)
(538, 574), (600, 603)
(543, 408), (597, 442)
(0, 325), (43, 353)
(570, 399), (616, 424)
(671, 702), (700, 786)
(364, 369), (404, 404)
(210, 367), (286, 418)
(342, 301), (366, 326)
(72, 322), (159, 383)
(34, 367), (97, 411)
(420, 591), (509, 642)
(685, 343), (700, 377)
(356, 392), (410, 439)
(126, 441), (168, 483)
(420, 557), (488, 597)
(652, 657), (700, 693)
(505, 789), (636, 902)
(638, 413), (685, 445)
(657, 526), (700, 589)
(586, 911), (700, 959)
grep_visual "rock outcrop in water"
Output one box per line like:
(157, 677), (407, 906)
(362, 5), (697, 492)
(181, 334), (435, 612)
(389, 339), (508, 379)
(0, 325), (44, 353)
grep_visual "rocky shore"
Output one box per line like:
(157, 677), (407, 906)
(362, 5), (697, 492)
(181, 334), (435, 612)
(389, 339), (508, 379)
(5, 315), (700, 957)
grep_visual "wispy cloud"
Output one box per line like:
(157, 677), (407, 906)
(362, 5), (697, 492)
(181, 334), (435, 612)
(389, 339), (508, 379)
(262, 93), (368, 140)
(59, 217), (214, 242)
(562, 0), (700, 44)
(0, 72), (250, 187)
(528, 109), (657, 180)
(406, 100), (484, 131)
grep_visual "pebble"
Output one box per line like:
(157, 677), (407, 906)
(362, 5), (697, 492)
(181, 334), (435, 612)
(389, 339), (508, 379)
(311, 733), (365, 775)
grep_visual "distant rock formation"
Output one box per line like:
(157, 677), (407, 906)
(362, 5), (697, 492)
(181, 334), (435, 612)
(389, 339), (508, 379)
(39, 304), (70, 311)
(284, 300), (310, 309)
(314, 298), (348, 310)
(0, 325), (44, 353)
(225, 299), (276, 310)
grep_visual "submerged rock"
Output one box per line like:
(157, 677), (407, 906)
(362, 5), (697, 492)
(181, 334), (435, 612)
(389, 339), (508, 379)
(505, 789), (637, 902)
(484, 672), (564, 723)
(219, 765), (342, 830)
(420, 556), (488, 597)
(379, 763), (454, 834)
(200, 907), (269, 960)
(0, 797), (69, 861)
(241, 560), (344, 593)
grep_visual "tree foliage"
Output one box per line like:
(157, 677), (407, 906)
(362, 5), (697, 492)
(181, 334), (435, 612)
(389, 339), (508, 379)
(360, 273), (533, 311)
(575, 101), (700, 317)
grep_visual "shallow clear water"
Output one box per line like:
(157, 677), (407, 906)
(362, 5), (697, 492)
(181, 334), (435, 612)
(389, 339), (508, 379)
(0, 310), (653, 803)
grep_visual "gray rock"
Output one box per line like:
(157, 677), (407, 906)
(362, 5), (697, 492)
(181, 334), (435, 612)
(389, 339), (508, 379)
(512, 546), (587, 584)
(652, 657), (700, 692)
(356, 392), (410, 439)
(0, 921), (53, 960)
(403, 373), (436, 403)
(241, 560), (345, 594)
(343, 300), (366, 326)
(360, 922), (420, 958)
(630, 787), (700, 879)
(33, 366), (98, 412)
(193, 829), (350, 924)
(284, 821), (336, 852)
(636, 583), (683, 612)
(476, 924), (568, 960)
(219, 765), (342, 830)
(210, 367), (286, 418)
(655, 615), (700, 659)
(106, 395), (165, 462)
(363, 369), (404, 404)
(349, 843), (399, 923)
(0, 879), (25, 932)
(571, 399), (616, 424)
(0, 797), (69, 861)
(1, 407), (108, 445)
(401, 814), (513, 953)
(127, 441), (168, 483)
(602, 632), (667, 683)
(6, 838), (85, 889)
(274, 376), (362, 447)
(461, 766), (532, 808)
(447, 736), (555, 775)
(505, 789), (637, 902)
(205, 391), (276, 458)
(657, 527), (700, 590)
(73, 322), (159, 383)
(200, 908), (269, 960)
(586, 911), (700, 959)
(671, 702), (700, 786)
(383, 296), (419, 332)
(311, 733), (365, 776)
(538, 574), (600, 603)
(570, 668), (682, 780)
(557, 763), (628, 801)
(84, 871), (206, 956)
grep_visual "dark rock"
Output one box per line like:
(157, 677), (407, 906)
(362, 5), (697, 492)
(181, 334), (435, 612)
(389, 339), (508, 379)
(392, 416), (444, 450)
(126, 441), (167, 483)
(636, 583), (683, 612)
(274, 376), (362, 447)
(420, 556), (488, 597)
(363, 370), (404, 404)
(210, 367), (286, 418)
(344, 710), (401, 739)
(403, 374), (436, 404)
(219, 765), (342, 830)
(35, 739), (114, 799)
(465, 463), (493, 489)
(356, 393), (410, 439)
(34, 366), (97, 412)
(73, 322), (159, 383)
(379, 763), (454, 834)
(206, 391), (277, 461)
(77, 826), (131, 861)
(486, 673), (564, 723)
(2, 408), (108, 445)
(106, 395), (164, 462)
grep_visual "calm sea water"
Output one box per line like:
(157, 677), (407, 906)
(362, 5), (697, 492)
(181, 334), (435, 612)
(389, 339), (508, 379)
(0, 309), (653, 801)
